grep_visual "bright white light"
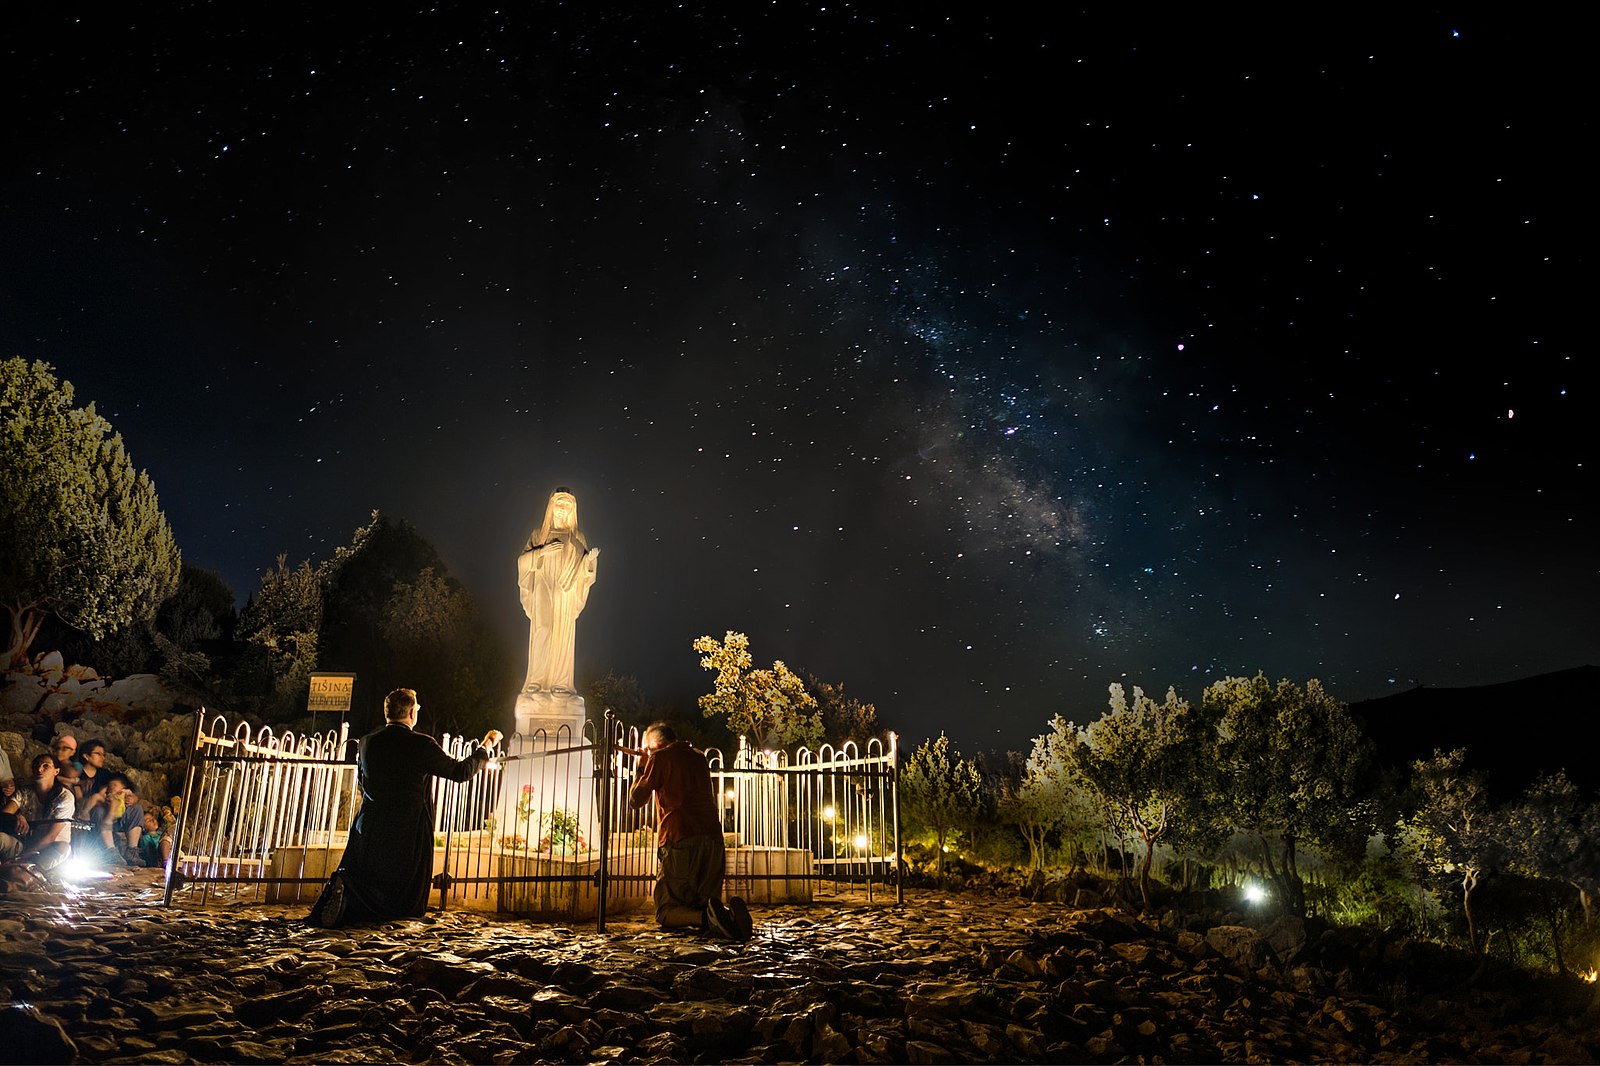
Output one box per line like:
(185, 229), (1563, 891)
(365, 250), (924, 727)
(821, 805), (836, 822)
(724, 789), (736, 801)
(852, 834), (869, 851)
(61, 858), (112, 883)
(1243, 881), (1265, 904)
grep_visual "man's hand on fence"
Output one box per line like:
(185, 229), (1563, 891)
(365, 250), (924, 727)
(481, 729), (503, 750)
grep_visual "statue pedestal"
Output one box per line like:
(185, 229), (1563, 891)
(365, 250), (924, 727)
(514, 689), (588, 741)
(497, 689), (597, 857)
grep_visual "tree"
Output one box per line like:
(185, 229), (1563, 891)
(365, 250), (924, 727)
(1073, 683), (1203, 910)
(1399, 748), (1503, 957)
(1000, 715), (1095, 873)
(235, 554), (323, 718)
(900, 732), (985, 879)
(692, 631), (821, 750)
(152, 564), (238, 689)
(1499, 770), (1599, 970)
(1204, 674), (1376, 917)
(1, 357), (180, 667)
(804, 673), (884, 747)
(380, 566), (499, 737)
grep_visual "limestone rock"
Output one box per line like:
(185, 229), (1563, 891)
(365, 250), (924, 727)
(1207, 924), (1269, 970)
(0, 1003), (76, 1064)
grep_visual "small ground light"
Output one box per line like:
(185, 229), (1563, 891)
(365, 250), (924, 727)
(1243, 881), (1266, 904)
(60, 857), (112, 883)
(725, 789), (736, 801)
(853, 834), (870, 850)
(822, 805), (836, 822)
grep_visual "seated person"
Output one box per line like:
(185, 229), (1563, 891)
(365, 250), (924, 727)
(82, 773), (143, 861)
(76, 739), (112, 804)
(0, 776), (19, 861)
(1, 754), (77, 876)
(55, 761), (83, 802)
(131, 810), (171, 869)
(50, 734), (78, 770)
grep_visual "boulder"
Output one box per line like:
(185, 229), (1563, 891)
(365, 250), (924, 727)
(36, 650), (65, 685)
(1260, 914), (1308, 966)
(1206, 925), (1270, 970)
(99, 674), (178, 714)
(0, 676), (46, 716)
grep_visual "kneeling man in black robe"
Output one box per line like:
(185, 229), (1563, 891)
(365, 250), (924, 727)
(311, 687), (500, 926)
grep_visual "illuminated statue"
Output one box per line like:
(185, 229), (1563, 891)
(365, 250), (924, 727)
(518, 488), (599, 698)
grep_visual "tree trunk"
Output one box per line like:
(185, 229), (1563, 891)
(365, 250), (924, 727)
(1548, 905), (1566, 977)
(5, 604), (44, 670)
(1260, 835), (1281, 903)
(1138, 835), (1155, 911)
(1462, 868), (1481, 956)
(1282, 835), (1306, 917)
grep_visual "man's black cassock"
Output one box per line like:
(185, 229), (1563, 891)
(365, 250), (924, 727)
(339, 722), (489, 920)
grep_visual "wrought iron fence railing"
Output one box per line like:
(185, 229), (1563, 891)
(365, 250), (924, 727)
(162, 708), (900, 927)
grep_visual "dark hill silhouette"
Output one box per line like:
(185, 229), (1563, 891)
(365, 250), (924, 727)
(1350, 666), (1600, 798)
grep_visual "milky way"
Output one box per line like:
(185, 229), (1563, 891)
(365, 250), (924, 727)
(4, 7), (1592, 752)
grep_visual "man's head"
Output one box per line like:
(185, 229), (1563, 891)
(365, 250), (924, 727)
(80, 739), (107, 767)
(384, 688), (419, 722)
(50, 735), (77, 761)
(643, 722), (677, 752)
(30, 753), (58, 789)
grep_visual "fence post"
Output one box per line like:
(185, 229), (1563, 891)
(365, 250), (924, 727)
(889, 731), (903, 905)
(596, 711), (613, 933)
(161, 707), (207, 906)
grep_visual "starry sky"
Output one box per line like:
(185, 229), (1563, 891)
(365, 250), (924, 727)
(4, 7), (1593, 753)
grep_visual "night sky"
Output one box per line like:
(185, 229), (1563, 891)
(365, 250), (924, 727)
(5, 7), (1592, 753)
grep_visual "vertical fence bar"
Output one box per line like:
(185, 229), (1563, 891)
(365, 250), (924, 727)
(162, 708), (206, 906)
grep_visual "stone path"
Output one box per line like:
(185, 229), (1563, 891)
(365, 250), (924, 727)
(1, 870), (1596, 1064)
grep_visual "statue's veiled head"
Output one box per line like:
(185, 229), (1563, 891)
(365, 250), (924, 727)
(530, 487), (586, 551)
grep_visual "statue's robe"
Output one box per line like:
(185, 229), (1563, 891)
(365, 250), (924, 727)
(518, 534), (598, 694)
(333, 722), (488, 921)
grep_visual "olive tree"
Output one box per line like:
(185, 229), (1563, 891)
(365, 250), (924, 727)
(1073, 683), (1206, 910)
(1398, 748), (1504, 957)
(1204, 674), (1375, 917)
(692, 631), (821, 750)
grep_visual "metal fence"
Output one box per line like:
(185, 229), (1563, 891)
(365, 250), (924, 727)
(162, 712), (356, 907)
(163, 708), (900, 927)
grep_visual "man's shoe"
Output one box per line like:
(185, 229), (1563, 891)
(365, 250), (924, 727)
(704, 897), (736, 939)
(316, 873), (347, 928)
(727, 896), (754, 940)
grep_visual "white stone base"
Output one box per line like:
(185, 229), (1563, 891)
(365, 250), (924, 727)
(512, 689), (587, 739)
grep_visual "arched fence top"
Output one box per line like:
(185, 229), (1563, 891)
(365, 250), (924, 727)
(724, 733), (898, 772)
(195, 713), (349, 762)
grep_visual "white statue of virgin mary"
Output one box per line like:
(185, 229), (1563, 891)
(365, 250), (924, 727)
(518, 488), (599, 697)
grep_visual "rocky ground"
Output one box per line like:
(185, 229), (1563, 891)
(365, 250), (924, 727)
(1, 870), (1597, 1065)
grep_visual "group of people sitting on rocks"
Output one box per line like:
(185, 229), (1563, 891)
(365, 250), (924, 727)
(0, 732), (174, 891)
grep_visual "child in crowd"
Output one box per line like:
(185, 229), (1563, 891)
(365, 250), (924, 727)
(132, 810), (171, 868)
(55, 761), (82, 803)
